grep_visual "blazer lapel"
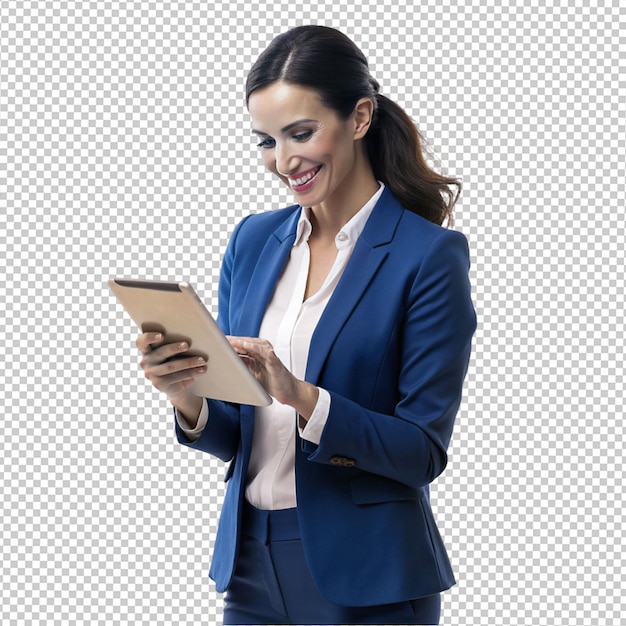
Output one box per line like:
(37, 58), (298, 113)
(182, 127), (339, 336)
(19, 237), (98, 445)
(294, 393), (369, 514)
(305, 188), (404, 383)
(236, 208), (301, 337)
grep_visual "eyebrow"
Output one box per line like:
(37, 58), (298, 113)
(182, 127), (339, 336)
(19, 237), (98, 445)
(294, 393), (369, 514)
(251, 119), (318, 136)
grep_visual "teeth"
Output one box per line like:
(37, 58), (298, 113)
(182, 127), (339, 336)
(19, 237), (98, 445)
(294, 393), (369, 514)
(290, 167), (319, 187)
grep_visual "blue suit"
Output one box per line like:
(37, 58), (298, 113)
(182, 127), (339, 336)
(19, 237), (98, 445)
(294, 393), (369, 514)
(176, 186), (476, 607)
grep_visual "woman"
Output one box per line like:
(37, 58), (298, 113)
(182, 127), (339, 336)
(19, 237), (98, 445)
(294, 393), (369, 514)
(137, 25), (476, 625)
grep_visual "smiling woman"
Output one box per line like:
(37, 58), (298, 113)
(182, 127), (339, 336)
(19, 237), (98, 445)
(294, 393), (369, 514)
(134, 24), (476, 626)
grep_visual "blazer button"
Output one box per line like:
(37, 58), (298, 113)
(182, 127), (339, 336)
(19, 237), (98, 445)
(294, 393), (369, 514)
(330, 456), (356, 467)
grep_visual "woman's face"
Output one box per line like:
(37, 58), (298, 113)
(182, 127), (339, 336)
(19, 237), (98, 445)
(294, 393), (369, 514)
(248, 81), (368, 209)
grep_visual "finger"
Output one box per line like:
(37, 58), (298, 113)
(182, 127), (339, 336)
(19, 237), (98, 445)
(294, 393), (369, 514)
(227, 336), (268, 348)
(149, 370), (203, 398)
(144, 360), (207, 391)
(136, 331), (164, 353)
(140, 341), (196, 370)
(226, 336), (248, 353)
(160, 364), (207, 388)
(228, 336), (273, 358)
(242, 341), (278, 365)
(165, 377), (197, 396)
(148, 354), (207, 378)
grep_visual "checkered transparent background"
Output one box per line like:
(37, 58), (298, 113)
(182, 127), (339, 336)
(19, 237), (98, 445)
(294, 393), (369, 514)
(1, 1), (624, 624)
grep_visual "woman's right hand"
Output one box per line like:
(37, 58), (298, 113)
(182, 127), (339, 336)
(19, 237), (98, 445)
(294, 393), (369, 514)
(136, 332), (205, 422)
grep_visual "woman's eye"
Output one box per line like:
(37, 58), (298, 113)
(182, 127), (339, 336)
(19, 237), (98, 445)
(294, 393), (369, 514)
(256, 130), (312, 149)
(293, 130), (313, 141)
(256, 138), (276, 149)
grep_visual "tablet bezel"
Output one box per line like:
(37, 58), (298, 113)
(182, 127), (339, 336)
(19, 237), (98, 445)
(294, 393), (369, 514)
(108, 278), (272, 406)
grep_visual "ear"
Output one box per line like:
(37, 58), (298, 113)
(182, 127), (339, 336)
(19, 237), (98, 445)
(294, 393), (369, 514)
(352, 97), (375, 140)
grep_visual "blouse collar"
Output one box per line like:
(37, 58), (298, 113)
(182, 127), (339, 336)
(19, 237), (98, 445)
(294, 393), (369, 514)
(294, 183), (385, 250)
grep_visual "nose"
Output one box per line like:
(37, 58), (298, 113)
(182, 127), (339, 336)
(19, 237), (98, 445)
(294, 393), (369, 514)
(275, 141), (297, 177)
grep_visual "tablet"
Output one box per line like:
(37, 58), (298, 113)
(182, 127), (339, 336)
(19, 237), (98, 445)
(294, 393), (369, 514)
(108, 278), (272, 406)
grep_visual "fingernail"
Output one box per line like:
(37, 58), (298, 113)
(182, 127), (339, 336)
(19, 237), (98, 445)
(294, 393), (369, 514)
(196, 357), (205, 364)
(154, 333), (162, 341)
(179, 342), (188, 350)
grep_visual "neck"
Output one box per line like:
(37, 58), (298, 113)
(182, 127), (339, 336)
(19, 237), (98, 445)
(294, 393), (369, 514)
(309, 153), (379, 242)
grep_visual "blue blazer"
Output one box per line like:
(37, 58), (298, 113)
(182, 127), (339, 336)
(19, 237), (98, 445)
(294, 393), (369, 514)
(176, 187), (476, 607)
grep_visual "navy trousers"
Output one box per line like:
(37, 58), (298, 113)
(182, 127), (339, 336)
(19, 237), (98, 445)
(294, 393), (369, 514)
(222, 502), (441, 625)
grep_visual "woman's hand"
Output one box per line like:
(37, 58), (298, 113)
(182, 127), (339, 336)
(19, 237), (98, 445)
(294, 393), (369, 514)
(136, 332), (204, 424)
(227, 336), (319, 420)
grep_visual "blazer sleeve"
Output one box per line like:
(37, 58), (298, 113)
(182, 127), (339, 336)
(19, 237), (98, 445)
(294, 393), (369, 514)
(302, 228), (476, 489)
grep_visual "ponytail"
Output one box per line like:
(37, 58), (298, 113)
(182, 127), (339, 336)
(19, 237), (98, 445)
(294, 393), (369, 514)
(367, 94), (460, 227)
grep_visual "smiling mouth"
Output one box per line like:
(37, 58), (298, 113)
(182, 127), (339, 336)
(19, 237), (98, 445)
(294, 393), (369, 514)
(288, 165), (322, 191)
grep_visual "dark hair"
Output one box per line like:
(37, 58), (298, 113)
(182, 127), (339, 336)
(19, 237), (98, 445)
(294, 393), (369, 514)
(246, 25), (460, 226)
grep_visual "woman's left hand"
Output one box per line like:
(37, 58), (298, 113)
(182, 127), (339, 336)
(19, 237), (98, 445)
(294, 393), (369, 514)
(227, 336), (319, 419)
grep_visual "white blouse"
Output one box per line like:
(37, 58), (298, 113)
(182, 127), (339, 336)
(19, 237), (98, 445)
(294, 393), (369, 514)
(178, 183), (384, 510)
